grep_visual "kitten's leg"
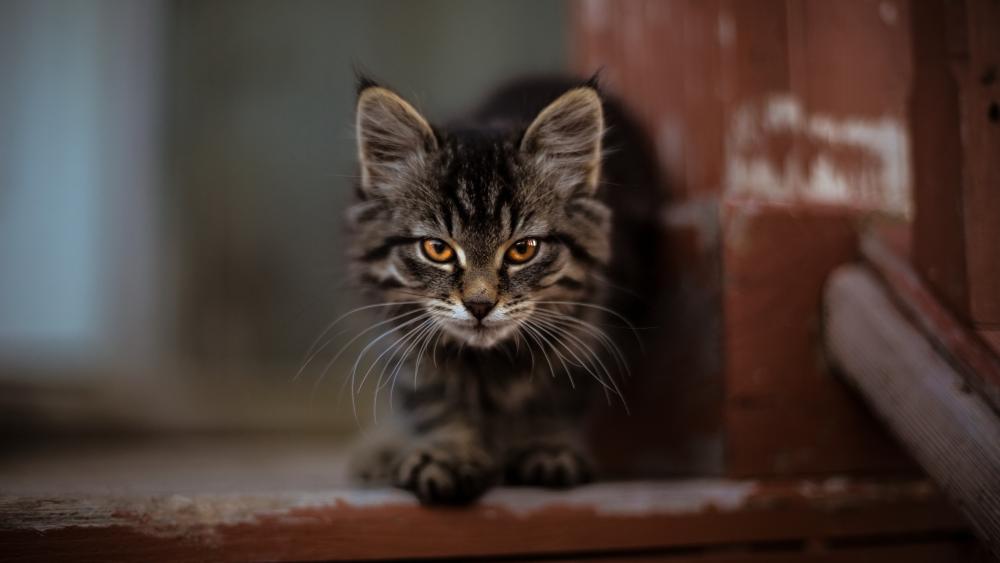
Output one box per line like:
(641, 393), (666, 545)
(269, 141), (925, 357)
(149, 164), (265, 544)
(504, 426), (593, 489)
(347, 419), (407, 485)
(393, 418), (497, 505)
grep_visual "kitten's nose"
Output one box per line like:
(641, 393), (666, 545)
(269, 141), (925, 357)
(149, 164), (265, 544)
(463, 299), (496, 321)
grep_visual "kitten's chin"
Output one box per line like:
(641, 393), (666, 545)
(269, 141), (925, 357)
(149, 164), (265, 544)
(442, 321), (518, 349)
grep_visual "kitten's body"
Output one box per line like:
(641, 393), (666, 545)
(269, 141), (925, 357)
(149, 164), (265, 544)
(347, 76), (663, 504)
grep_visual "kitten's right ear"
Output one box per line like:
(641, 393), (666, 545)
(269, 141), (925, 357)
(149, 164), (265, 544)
(356, 86), (437, 197)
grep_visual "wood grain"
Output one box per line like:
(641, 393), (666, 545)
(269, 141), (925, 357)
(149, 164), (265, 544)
(824, 265), (1000, 558)
(722, 199), (914, 477)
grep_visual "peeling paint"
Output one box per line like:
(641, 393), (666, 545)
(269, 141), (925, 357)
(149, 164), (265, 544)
(657, 116), (684, 174)
(581, 0), (608, 32)
(663, 198), (720, 255)
(879, 2), (899, 26)
(717, 12), (736, 48)
(726, 95), (911, 217)
(488, 480), (757, 517)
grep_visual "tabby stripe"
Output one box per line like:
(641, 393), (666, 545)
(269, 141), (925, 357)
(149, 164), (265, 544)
(359, 236), (417, 262)
(554, 277), (585, 290)
(359, 273), (407, 290)
(566, 199), (606, 224)
(547, 232), (601, 266)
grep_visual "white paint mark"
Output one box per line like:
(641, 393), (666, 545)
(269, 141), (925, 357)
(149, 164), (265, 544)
(725, 95), (911, 217)
(879, 2), (899, 25)
(657, 116), (684, 172)
(663, 198), (720, 255)
(485, 480), (758, 517)
(582, 0), (608, 31)
(717, 12), (736, 48)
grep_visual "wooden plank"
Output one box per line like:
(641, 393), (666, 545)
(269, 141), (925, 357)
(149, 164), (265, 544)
(722, 199), (914, 477)
(824, 265), (1000, 558)
(594, 542), (987, 563)
(0, 479), (966, 562)
(909, 0), (971, 320)
(910, 0), (1000, 327)
(959, 0), (1000, 327)
(861, 231), (1000, 413)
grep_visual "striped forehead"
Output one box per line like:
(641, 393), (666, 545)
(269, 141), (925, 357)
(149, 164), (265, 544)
(437, 134), (521, 243)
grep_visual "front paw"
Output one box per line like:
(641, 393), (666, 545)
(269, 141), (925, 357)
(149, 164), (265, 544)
(394, 447), (496, 505)
(505, 446), (592, 488)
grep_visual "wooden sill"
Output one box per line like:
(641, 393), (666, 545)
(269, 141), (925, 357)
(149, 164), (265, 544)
(0, 437), (971, 562)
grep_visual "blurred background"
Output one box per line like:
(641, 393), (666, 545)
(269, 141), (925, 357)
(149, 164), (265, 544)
(0, 0), (931, 481)
(6, 1), (1000, 558)
(0, 0), (568, 438)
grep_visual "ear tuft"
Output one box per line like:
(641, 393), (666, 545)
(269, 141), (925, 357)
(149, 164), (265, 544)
(355, 87), (437, 197)
(355, 70), (381, 95)
(520, 87), (604, 196)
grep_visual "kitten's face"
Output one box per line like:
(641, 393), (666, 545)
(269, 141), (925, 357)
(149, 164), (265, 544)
(350, 84), (610, 348)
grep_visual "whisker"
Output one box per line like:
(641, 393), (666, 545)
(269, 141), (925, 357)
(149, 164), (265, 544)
(347, 312), (432, 420)
(530, 315), (628, 410)
(412, 320), (441, 387)
(532, 309), (632, 380)
(301, 300), (423, 362)
(388, 320), (439, 414)
(299, 305), (424, 383)
(530, 318), (618, 400)
(522, 321), (575, 388)
(371, 319), (435, 422)
(533, 300), (643, 351)
(518, 323), (557, 381)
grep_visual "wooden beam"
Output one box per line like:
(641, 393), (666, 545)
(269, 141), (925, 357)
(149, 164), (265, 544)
(860, 231), (1000, 413)
(824, 265), (1000, 558)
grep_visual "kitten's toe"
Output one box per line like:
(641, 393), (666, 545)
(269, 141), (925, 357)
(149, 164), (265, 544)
(395, 447), (495, 505)
(506, 446), (592, 488)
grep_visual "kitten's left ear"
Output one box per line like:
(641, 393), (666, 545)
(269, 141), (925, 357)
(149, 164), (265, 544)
(520, 87), (604, 197)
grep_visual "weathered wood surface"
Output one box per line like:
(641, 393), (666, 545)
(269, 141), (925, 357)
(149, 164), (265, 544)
(722, 200), (914, 477)
(572, 0), (917, 478)
(0, 479), (966, 562)
(861, 232), (1000, 413)
(910, 0), (1000, 328)
(824, 265), (1000, 558)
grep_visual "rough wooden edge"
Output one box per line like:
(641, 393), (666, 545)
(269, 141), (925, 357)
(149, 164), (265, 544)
(0, 478), (964, 562)
(860, 231), (1000, 413)
(824, 265), (1000, 558)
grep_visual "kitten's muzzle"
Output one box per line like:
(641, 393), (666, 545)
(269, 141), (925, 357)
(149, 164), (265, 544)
(463, 298), (496, 321)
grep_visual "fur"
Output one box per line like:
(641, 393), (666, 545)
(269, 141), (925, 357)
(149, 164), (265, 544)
(345, 75), (663, 505)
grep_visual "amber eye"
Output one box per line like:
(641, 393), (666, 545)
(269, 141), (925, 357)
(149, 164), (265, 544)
(505, 238), (540, 264)
(421, 238), (455, 263)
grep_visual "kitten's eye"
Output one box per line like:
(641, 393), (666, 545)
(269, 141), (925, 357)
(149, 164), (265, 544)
(421, 238), (455, 263)
(505, 238), (539, 264)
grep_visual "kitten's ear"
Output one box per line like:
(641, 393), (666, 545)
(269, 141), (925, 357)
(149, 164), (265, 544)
(520, 87), (604, 197)
(356, 86), (437, 197)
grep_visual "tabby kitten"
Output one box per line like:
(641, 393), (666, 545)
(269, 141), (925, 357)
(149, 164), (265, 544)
(346, 75), (660, 505)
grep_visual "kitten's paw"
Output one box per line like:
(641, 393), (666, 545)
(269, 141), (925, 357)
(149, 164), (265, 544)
(394, 446), (495, 506)
(505, 446), (592, 488)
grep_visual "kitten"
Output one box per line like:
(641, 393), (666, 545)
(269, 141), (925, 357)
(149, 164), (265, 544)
(346, 75), (663, 505)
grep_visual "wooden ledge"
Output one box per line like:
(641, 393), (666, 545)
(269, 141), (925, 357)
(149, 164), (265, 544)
(1, 476), (966, 562)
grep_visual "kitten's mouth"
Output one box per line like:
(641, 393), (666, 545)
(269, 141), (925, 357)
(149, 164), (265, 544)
(442, 318), (517, 348)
